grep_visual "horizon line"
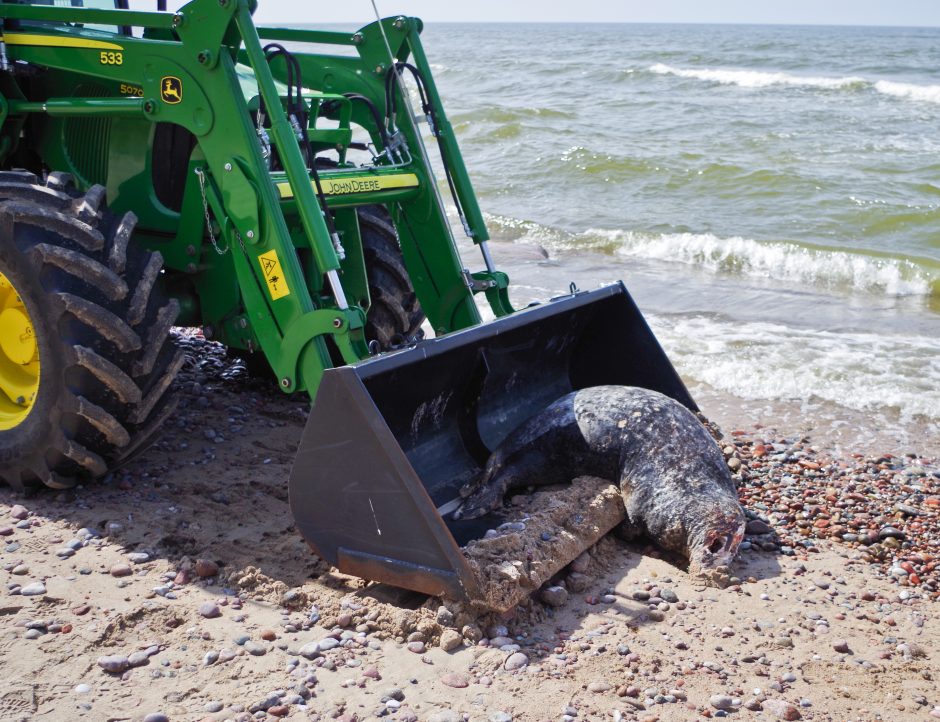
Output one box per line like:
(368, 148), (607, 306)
(255, 19), (940, 30)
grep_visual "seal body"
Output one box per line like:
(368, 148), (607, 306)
(456, 385), (745, 575)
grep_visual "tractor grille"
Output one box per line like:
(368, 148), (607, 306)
(63, 84), (111, 187)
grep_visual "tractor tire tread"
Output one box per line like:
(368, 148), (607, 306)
(0, 174), (182, 490)
(358, 205), (425, 348)
(30, 242), (128, 301)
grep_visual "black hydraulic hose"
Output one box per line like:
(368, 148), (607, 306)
(321, 93), (391, 151)
(384, 62), (431, 120)
(386, 62), (469, 229)
(260, 43), (341, 252)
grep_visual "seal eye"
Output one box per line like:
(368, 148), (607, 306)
(708, 536), (726, 554)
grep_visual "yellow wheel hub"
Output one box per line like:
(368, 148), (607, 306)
(0, 270), (40, 430)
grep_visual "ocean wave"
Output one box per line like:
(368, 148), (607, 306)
(873, 80), (940, 104)
(649, 63), (865, 90)
(648, 63), (940, 107)
(589, 229), (938, 297)
(651, 314), (940, 423)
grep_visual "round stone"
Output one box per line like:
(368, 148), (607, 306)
(504, 652), (529, 670)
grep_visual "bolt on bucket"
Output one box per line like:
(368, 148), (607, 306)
(288, 282), (696, 609)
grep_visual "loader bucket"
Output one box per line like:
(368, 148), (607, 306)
(289, 282), (696, 609)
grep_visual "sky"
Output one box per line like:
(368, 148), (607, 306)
(249, 0), (940, 27)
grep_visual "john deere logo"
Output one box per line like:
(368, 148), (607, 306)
(160, 76), (182, 104)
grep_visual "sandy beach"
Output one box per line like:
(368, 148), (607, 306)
(0, 333), (936, 722)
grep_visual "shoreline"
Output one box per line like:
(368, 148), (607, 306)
(692, 383), (940, 459)
(0, 333), (936, 720)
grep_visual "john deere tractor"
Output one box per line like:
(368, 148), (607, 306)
(0, 0), (695, 607)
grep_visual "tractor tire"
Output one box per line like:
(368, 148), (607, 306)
(0, 171), (182, 490)
(359, 206), (425, 349)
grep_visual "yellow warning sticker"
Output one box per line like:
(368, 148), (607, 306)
(257, 249), (290, 300)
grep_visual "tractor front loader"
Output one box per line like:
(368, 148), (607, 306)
(0, 0), (695, 609)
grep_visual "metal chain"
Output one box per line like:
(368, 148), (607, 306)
(195, 167), (230, 256)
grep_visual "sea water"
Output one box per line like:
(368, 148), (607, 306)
(417, 23), (940, 452)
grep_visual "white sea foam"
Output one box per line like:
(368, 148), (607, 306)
(649, 63), (864, 90)
(650, 314), (940, 424)
(649, 63), (940, 107)
(585, 229), (937, 297)
(873, 80), (940, 104)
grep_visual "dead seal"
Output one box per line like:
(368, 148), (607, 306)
(455, 385), (745, 579)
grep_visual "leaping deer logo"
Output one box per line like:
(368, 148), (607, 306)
(160, 76), (183, 104)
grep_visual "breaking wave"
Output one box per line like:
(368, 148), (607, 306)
(649, 63), (865, 90)
(651, 314), (940, 424)
(485, 214), (939, 298)
(650, 64), (940, 105)
(591, 229), (939, 297)
(873, 80), (940, 104)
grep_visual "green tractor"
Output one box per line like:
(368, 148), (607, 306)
(0, 0), (695, 607)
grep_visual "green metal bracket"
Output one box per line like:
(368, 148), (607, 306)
(278, 307), (368, 394)
(220, 159), (260, 243)
(471, 271), (514, 317)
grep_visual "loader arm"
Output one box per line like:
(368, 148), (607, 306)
(0, 0), (501, 398)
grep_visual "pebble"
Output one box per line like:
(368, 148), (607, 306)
(710, 694), (734, 711)
(504, 652), (529, 670)
(244, 641), (267, 656)
(127, 552), (150, 563)
(143, 715), (169, 722)
(660, 588), (678, 603)
(439, 629), (462, 652)
(878, 526), (904, 540)
(489, 713), (512, 722)
(10, 505), (28, 520)
(97, 655), (130, 674)
(110, 564), (132, 578)
(406, 641), (425, 654)
(746, 519), (774, 535)
(299, 641), (320, 659)
(318, 637), (340, 651)
(19, 582), (46, 596)
(832, 639), (850, 653)
(436, 605), (455, 627)
(198, 602), (221, 619)
(195, 559), (219, 577)
(440, 673), (469, 688)
(541, 585), (569, 607)
(762, 699), (802, 720)
(588, 681), (612, 693)
(73, 684), (91, 694)
(205, 701), (224, 712)
(127, 651), (150, 667)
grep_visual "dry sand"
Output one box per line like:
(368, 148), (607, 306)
(0, 338), (937, 722)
